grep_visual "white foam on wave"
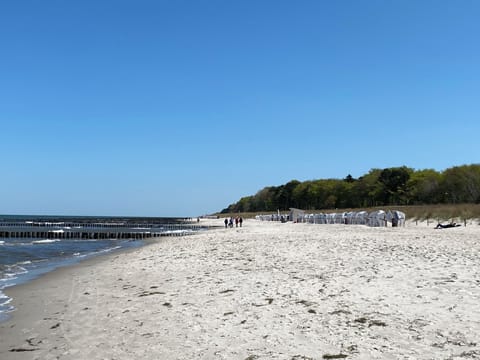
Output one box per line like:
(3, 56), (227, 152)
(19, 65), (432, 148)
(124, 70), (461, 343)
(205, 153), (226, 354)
(0, 290), (14, 316)
(0, 279), (17, 289)
(0, 292), (12, 303)
(94, 246), (121, 255)
(0, 241), (4, 245)
(163, 230), (194, 235)
(2, 273), (18, 280)
(2, 264), (28, 279)
(32, 239), (60, 244)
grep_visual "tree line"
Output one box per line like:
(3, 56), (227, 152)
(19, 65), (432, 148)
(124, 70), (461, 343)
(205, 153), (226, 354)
(221, 164), (480, 213)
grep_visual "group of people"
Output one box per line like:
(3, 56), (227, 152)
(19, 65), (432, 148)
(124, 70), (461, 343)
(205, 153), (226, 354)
(224, 216), (243, 228)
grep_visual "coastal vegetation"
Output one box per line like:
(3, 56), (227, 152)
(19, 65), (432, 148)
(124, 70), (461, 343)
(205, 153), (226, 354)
(220, 164), (480, 220)
(218, 203), (480, 223)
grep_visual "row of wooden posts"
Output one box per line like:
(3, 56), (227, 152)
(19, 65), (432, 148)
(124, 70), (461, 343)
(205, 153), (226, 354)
(0, 223), (207, 239)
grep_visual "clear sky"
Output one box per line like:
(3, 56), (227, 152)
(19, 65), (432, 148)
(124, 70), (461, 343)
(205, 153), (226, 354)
(1, 1), (479, 217)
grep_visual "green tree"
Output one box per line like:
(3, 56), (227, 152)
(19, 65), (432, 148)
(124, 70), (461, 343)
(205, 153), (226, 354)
(275, 180), (300, 210)
(442, 165), (480, 203)
(358, 169), (383, 206)
(378, 166), (412, 205)
(292, 181), (312, 209)
(406, 169), (442, 204)
(219, 164), (480, 213)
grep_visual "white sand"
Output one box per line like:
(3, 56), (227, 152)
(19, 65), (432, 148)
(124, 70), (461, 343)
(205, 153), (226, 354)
(1, 219), (480, 359)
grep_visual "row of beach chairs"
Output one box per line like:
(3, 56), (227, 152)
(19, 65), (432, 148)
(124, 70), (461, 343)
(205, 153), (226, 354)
(256, 210), (406, 227)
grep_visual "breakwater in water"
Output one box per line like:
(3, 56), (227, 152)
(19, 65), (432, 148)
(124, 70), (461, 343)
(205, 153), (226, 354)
(0, 215), (208, 239)
(0, 221), (206, 239)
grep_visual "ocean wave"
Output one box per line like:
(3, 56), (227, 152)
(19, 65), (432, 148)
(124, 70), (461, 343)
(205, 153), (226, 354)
(163, 230), (195, 235)
(104, 245), (121, 252)
(1, 241), (36, 246)
(0, 292), (12, 304)
(0, 290), (14, 316)
(79, 246), (122, 258)
(32, 239), (60, 244)
(1, 264), (28, 280)
(0, 241), (4, 245)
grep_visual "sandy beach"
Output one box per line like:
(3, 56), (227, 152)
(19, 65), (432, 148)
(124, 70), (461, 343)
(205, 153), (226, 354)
(1, 218), (479, 359)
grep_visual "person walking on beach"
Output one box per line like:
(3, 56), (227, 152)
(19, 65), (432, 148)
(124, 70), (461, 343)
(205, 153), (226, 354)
(239, 217), (243, 227)
(224, 218), (228, 228)
(235, 217), (239, 227)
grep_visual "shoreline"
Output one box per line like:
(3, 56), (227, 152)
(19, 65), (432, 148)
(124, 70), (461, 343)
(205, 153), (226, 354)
(1, 219), (480, 359)
(1, 237), (146, 317)
(0, 237), (150, 323)
(0, 235), (171, 357)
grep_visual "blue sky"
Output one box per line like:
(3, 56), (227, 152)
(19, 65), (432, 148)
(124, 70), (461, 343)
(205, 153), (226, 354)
(1, 1), (479, 217)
